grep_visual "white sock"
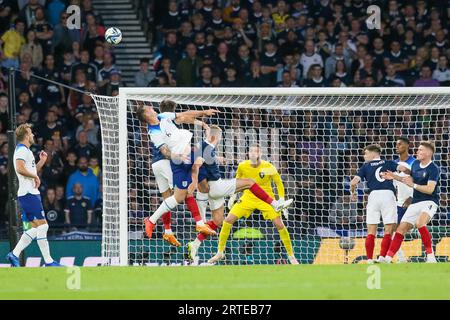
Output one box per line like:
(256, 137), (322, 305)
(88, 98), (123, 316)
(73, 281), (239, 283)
(36, 224), (53, 264)
(150, 196), (178, 224)
(270, 200), (278, 208)
(196, 220), (205, 226)
(397, 248), (405, 259)
(193, 238), (202, 247)
(196, 192), (209, 221)
(164, 229), (173, 235)
(13, 228), (38, 257)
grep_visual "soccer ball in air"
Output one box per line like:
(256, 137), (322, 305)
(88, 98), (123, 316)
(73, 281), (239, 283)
(105, 27), (122, 45)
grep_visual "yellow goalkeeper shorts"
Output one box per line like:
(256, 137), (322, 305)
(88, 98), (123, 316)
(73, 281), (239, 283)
(229, 197), (280, 221)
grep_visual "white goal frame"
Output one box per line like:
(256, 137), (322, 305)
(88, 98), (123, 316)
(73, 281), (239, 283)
(104, 87), (450, 266)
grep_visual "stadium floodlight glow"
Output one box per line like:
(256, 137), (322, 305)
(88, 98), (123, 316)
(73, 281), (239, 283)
(93, 87), (450, 266)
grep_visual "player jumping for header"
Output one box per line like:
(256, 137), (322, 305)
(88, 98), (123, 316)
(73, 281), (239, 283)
(187, 126), (294, 263)
(382, 141), (440, 263)
(136, 101), (219, 238)
(6, 124), (62, 267)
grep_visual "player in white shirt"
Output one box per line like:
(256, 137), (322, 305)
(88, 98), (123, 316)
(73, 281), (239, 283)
(390, 137), (415, 263)
(6, 124), (62, 267)
(135, 101), (219, 240)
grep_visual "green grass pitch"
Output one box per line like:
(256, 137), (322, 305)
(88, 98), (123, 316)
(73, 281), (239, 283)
(0, 263), (449, 300)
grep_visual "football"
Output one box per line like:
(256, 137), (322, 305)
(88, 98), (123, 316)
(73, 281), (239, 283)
(105, 27), (122, 45)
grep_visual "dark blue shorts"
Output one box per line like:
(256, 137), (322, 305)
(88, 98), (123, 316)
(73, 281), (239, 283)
(397, 206), (407, 224)
(18, 193), (45, 222)
(171, 161), (192, 190)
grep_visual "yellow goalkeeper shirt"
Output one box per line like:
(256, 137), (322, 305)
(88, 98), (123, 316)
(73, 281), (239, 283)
(236, 160), (285, 202)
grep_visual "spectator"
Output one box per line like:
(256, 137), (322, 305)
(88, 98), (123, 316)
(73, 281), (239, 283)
(63, 151), (78, 182)
(196, 65), (213, 87)
(300, 39), (323, 78)
(303, 64), (326, 87)
(32, 6), (54, 57)
(71, 129), (97, 158)
(379, 64), (406, 87)
(53, 12), (80, 62)
(47, 0), (66, 27)
(159, 31), (182, 69)
(134, 58), (155, 87)
(222, 65), (241, 87)
(71, 49), (98, 83)
(413, 65), (440, 87)
(0, 93), (7, 131)
(97, 52), (115, 88)
(156, 58), (176, 87)
(39, 54), (65, 106)
(159, 0), (183, 35)
(66, 156), (99, 207)
(89, 156), (101, 177)
(328, 59), (351, 86)
(93, 183), (102, 230)
(20, 29), (43, 68)
(386, 40), (409, 73)
(92, 44), (104, 70)
(0, 19), (26, 69)
(75, 94), (96, 123)
(37, 110), (69, 151)
(324, 43), (351, 79)
(80, 12), (105, 57)
(260, 41), (282, 86)
(213, 41), (235, 78)
(18, 0), (40, 25)
(176, 43), (202, 87)
(244, 59), (264, 87)
(65, 183), (93, 231)
(100, 69), (123, 96)
(43, 187), (65, 230)
(432, 55), (450, 86)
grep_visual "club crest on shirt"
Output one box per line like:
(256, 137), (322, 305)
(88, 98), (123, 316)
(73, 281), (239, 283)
(182, 181), (188, 187)
(82, 202), (87, 207)
(259, 171), (265, 179)
(423, 172), (427, 178)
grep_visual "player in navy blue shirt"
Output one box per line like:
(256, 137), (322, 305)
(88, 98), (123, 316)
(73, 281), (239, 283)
(188, 125), (294, 264)
(383, 141), (440, 263)
(349, 144), (400, 264)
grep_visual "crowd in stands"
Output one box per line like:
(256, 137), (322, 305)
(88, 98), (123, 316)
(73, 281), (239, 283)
(0, 0), (108, 234)
(140, 0), (450, 88)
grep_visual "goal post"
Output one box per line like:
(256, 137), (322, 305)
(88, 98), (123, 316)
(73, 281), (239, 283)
(93, 87), (450, 266)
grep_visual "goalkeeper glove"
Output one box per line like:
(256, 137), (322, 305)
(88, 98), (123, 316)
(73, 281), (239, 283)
(228, 193), (237, 210)
(279, 197), (289, 220)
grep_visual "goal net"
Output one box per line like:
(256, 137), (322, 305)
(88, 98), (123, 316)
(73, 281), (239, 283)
(92, 88), (450, 266)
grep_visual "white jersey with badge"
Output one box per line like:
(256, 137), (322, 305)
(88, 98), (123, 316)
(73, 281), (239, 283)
(13, 144), (39, 196)
(394, 161), (414, 207)
(158, 112), (193, 155)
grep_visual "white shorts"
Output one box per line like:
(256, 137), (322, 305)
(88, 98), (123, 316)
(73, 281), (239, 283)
(401, 201), (438, 226)
(151, 160), (173, 193)
(208, 179), (237, 211)
(366, 190), (397, 225)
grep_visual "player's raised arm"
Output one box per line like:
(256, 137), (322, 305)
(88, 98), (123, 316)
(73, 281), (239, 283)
(36, 150), (48, 173)
(175, 109), (219, 124)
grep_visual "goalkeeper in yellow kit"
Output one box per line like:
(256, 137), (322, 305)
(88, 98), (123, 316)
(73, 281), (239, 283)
(208, 144), (299, 265)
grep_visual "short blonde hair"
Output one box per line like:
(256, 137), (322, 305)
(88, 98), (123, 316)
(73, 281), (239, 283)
(15, 123), (32, 142)
(420, 140), (435, 153)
